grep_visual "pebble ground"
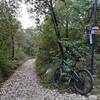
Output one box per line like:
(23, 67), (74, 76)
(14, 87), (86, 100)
(0, 59), (97, 100)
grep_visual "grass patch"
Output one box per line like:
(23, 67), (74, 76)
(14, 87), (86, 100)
(0, 51), (30, 85)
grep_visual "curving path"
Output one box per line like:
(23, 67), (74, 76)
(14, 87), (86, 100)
(0, 59), (97, 100)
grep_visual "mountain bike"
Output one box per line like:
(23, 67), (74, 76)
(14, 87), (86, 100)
(53, 55), (94, 95)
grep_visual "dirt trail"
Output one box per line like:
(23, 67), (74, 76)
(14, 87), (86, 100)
(0, 59), (97, 100)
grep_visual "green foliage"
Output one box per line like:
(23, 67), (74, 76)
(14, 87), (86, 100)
(35, 18), (60, 83)
(0, 1), (31, 82)
(35, 0), (100, 87)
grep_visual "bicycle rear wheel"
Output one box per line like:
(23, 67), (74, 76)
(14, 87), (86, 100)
(73, 69), (94, 95)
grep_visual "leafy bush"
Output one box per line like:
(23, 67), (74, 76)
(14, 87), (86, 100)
(0, 49), (11, 81)
(0, 48), (29, 82)
(35, 16), (91, 87)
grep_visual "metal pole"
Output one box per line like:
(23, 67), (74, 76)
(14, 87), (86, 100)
(90, 0), (97, 75)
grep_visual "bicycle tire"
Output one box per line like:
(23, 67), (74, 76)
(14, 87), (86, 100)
(72, 69), (94, 95)
(53, 67), (61, 84)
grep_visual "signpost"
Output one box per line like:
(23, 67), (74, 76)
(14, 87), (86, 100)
(86, 0), (100, 75)
(87, 26), (100, 74)
(87, 27), (100, 43)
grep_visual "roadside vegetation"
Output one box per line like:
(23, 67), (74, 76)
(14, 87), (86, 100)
(0, 1), (35, 83)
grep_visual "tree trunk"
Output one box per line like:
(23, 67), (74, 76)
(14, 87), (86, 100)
(65, 19), (69, 38)
(11, 34), (15, 59)
(48, 0), (64, 58)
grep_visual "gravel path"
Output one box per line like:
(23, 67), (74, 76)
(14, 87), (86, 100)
(0, 59), (97, 100)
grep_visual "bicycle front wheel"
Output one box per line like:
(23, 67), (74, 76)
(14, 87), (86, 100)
(73, 69), (94, 95)
(53, 67), (61, 84)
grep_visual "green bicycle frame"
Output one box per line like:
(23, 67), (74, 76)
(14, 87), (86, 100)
(63, 58), (72, 72)
(63, 58), (81, 82)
